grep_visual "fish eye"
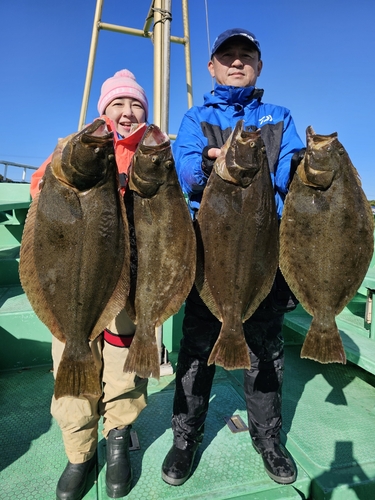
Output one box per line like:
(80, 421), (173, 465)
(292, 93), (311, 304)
(152, 155), (160, 164)
(338, 148), (345, 155)
(249, 141), (256, 148)
(165, 160), (174, 169)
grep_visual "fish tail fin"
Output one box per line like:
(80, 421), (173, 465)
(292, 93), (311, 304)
(54, 349), (102, 399)
(208, 322), (250, 370)
(300, 318), (346, 364)
(124, 335), (160, 380)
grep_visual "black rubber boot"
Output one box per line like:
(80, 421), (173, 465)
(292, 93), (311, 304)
(161, 353), (212, 486)
(162, 441), (200, 486)
(56, 454), (96, 500)
(162, 287), (219, 486)
(105, 426), (132, 498)
(242, 304), (297, 483)
(244, 354), (297, 484)
(243, 353), (284, 447)
(252, 440), (296, 484)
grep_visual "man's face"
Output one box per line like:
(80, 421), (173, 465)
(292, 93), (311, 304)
(208, 36), (263, 87)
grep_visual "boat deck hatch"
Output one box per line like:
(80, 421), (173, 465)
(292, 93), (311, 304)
(224, 414), (249, 433)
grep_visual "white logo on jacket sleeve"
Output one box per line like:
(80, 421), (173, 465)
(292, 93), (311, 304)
(259, 115), (273, 125)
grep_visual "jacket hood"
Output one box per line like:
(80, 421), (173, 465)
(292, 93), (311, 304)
(203, 84), (264, 107)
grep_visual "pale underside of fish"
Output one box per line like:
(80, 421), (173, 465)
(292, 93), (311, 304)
(195, 120), (279, 370)
(280, 126), (374, 364)
(19, 120), (130, 398)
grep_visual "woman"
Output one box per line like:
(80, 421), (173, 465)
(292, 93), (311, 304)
(30, 69), (149, 500)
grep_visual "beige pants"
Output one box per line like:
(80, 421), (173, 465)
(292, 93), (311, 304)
(51, 309), (148, 463)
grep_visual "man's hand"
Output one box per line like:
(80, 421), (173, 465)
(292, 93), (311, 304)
(288, 148), (306, 187)
(202, 146), (222, 177)
(207, 147), (221, 159)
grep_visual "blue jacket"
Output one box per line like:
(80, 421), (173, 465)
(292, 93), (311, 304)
(173, 83), (304, 218)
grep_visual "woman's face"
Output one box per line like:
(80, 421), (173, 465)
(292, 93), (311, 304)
(105, 97), (146, 137)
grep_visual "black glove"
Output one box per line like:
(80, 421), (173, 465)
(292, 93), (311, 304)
(201, 145), (217, 177)
(289, 148), (306, 185)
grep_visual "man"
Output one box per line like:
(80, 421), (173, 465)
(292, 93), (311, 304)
(161, 28), (305, 487)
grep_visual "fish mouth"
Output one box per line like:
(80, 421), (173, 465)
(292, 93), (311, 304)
(216, 120), (263, 187)
(302, 126), (338, 189)
(140, 124), (170, 151)
(303, 165), (335, 189)
(235, 123), (261, 146)
(54, 119), (115, 190)
(307, 125), (338, 147)
(129, 124), (173, 197)
(77, 119), (114, 147)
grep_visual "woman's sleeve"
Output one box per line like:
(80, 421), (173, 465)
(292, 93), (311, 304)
(30, 154), (52, 199)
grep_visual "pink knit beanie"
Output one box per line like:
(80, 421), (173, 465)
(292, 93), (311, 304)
(97, 69), (149, 119)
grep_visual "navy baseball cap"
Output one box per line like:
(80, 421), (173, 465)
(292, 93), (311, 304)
(210, 28), (261, 58)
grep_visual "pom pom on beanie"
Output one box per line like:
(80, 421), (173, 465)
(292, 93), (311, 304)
(97, 69), (149, 119)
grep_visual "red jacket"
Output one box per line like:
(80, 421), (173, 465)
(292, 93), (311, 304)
(30, 116), (147, 198)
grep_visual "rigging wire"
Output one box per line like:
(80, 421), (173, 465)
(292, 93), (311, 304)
(204, 0), (211, 58)
(204, 0), (214, 90)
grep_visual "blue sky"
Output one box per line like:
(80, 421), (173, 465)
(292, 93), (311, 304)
(1, 0), (375, 199)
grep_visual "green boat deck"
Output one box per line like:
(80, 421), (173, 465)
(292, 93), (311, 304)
(1, 182), (375, 500)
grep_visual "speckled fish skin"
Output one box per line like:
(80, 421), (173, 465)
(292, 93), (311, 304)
(195, 120), (279, 370)
(19, 120), (130, 399)
(280, 126), (374, 364)
(124, 124), (196, 379)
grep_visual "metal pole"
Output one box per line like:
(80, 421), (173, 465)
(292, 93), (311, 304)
(99, 23), (152, 37)
(161, 0), (172, 133)
(143, 1), (155, 34)
(153, 0), (163, 128)
(78, 0), (104, 130)
(182, 0), (193, 108)
(152, 0), (163, 363)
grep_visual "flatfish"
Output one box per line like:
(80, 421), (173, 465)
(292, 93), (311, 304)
(280, 126), (374, 364)
(124, 124), (196, 379)
(195, 120), (279, 370)
(19, 120), (130, 398)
